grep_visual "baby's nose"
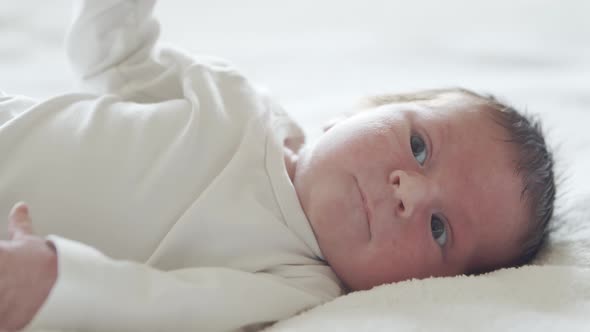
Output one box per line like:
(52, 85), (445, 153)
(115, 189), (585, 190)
(389, 170), (431, 220)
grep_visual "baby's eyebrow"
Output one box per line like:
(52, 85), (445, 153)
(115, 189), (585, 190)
(440, 120), (451, 144)
(430, 117), (450, 148)
(450, 191), (480, 261)
(422, 119), (447, 164)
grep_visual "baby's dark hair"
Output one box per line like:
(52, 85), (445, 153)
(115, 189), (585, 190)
(362, 88), (556, 272)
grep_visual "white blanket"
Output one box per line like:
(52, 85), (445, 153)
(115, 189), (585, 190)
(269, 265), (590, 331)
(1, 0), (589, 330)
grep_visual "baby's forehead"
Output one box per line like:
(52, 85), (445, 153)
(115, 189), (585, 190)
(443, 133), (525, 272)
(447, 164), (526, 275)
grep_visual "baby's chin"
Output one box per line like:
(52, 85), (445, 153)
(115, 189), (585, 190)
(327, 254), (396, 291)
(312, 224), (380, 287)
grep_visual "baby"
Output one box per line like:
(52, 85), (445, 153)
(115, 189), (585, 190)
(0, 0), (555, 331)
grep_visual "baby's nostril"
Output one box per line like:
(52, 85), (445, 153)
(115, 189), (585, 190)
(392, 175), (400, 186)
(398, 201), (405, 212)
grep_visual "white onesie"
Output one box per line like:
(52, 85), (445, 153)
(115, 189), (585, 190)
(0, 0), (343, 331)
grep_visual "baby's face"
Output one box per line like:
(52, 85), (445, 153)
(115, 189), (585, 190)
(293, 96), (528, 290)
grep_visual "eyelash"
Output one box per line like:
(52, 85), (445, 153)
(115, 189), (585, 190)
(410, 133), (428, 166)
(431, 214), (450, 248)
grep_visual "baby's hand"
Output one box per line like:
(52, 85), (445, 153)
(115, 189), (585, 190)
(0, 202), (58, 331)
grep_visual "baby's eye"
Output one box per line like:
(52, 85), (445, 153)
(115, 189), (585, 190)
(431, 215), (447, 247)
(410, 134), (427, 165)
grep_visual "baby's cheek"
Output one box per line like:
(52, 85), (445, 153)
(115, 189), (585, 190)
(391, 224), (432, 261)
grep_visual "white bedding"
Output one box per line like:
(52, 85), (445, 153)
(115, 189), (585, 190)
(2, 0), (589, 330)
(269, 265), (590, 331)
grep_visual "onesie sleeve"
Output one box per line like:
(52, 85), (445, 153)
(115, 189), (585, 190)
(25, 236), (325, 332)
(66, 0), (189, 102)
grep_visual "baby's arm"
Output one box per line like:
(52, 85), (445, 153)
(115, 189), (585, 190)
(67, 0), (187, 102)
(25, 235), (322, 331)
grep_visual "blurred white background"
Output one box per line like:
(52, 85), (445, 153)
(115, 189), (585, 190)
(1, 0), (589, 194)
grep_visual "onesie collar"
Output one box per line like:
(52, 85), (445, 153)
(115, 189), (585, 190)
(264, 109), (326, 262)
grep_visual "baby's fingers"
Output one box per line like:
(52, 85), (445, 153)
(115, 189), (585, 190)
(8, 201), (34, 240)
